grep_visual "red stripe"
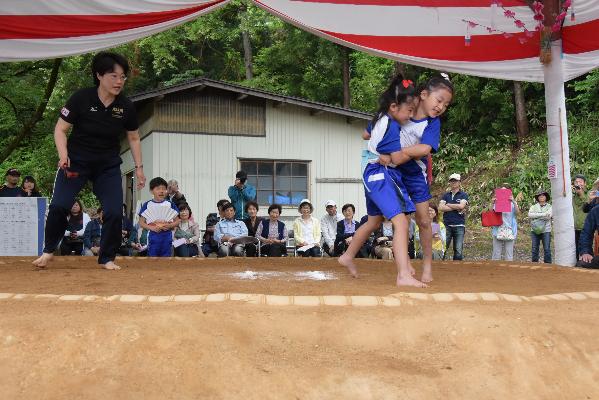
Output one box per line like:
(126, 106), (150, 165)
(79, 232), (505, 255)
(291, 0), (527, 6)
(0, 2), (222, 40)
(323, 30), (539, 61)
(563, 19), (599, 54)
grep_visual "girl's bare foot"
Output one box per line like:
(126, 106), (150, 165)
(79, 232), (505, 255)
(397, 274), (428, 288)
(101, 261), (121, 270)
(32, 253), (53, 268)
(338, 255), (358, 278)
(421, 264), (433, 283)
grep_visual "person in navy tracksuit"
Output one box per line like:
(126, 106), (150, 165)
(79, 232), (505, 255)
(33, 52), (145, 270)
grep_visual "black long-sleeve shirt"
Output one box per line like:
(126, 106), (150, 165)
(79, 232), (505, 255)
(579, 205), (599, 256)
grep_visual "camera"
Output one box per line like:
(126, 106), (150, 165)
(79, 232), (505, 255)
(574, 185), (581, 190)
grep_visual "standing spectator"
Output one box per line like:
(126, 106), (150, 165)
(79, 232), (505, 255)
(576, 205), (599, 268)
(438, 173), (469, 260)
(167, 179), (187, 209)
(83, 207), (103, 256)
(60, 200), (90, 255)
(334, 203), (367, 257)
(214, 202), (248, 257)
(490, 185), (520, 261)
(528, 189), (552, 263)
(321, 200), (343, 256)
(293, 199), (322, 257)
(21, 175), (42, 197)
(228, 170), (256, 220)
(415, 204), (447, 260)
(174, 203), (203, 257)
(572, 174), (588, 258)
(0, 168), (26, 197)
(583, 178), (599, 213)
(373, 218), (394, 260)
(256, 204), (288, 257)
(202, 199), (228, 256)
(119, 203), (134, 256)
(243, 201), (262, 257)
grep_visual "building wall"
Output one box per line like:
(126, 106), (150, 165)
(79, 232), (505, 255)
(122, 101), (367, 226)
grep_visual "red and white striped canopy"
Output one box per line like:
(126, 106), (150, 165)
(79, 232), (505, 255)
(1, 0), (598, 82)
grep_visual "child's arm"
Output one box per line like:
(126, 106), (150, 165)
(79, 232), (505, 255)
(389, 144), (432, 166)
(164, 217), (180, 231)
(139, 216), (160, 233)
(362, 130), (371, 140)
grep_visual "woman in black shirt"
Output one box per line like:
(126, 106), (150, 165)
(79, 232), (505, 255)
(33, 52), (145, 270)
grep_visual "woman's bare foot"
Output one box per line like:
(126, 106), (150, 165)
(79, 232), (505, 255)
(101, 261), (121, 270)
(338, 254), (358, 278)
(397, 274), (428, 288)
(32, 253), (53, 268)
(421, 264), (433, 283)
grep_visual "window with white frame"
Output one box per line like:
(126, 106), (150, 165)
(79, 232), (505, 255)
(240, 160), (309, 206)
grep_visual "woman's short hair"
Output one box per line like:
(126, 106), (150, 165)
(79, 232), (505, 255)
(91, 52), (130, 87)
(178, 203), (192, 217)
(244, 200), (259, 213)
(268, 204), (282, 215)
(342, 203), (355, 213)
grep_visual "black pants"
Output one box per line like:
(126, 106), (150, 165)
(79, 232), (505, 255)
(261, 243), (286, 257)
(576, 256), (599, 269)
(43, 158), (123, 265)
(297, 246), (321, 257)
(575, 229), (581, 259)
(245, 243), (258, 257)
(60, 239), (83, 256)
(175, 243), (199, 257)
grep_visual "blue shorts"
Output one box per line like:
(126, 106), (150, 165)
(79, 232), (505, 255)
(147, 231), (173, 257)
(363, 163), (415, 219)
(402, 171), (432, 204)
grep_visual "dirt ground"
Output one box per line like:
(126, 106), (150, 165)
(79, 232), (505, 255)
(1, 256), (598, 399)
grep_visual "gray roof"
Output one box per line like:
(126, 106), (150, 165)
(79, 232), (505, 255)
(130, 77), (371, 121)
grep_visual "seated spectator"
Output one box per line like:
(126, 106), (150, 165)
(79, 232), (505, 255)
(129, 224), (148, 257)
(359, 214), (374, 258)
(243, 201), (262, 257)
(21, 175), (42, 197)
(415, 204), (447, 260)
(577, 204), (599, 269)
(373, 218), (394, 260)
(0, 168), (26, 197)
(215, 202), (249, 257)
(293, 199), (322, 257)
(408, 214), (416, 259)
(202, 199), (228, 257)
(60, 200), (90, 255)
(334, 203), (367, 257)
(256, 204), (288, 257)
(174, 203), (203, 257)
(167, 179), (187, 209)
(83, 207), (103, 256)
(583, 177), (599, 213)
(320, 200), (343, 256)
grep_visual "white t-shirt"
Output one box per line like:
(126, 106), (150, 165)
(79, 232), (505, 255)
(301, 218), (315, 245)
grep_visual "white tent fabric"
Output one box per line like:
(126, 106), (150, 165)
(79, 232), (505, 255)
(2, 0), (599, 82)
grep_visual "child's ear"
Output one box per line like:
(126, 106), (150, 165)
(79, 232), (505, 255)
(420, 90), (429, 100)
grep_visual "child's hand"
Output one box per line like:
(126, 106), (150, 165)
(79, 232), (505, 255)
(149, 225), (161, 233)
(378, 154), (392, 166)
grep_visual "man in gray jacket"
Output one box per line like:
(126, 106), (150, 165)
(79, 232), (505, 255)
(320, 200), (343, 256)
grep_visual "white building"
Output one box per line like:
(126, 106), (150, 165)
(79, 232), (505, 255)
(120, 78), (370, 226)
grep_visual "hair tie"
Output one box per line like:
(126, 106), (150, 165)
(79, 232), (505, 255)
(440, 73), (450, 82)
(402, 79), (413, 88)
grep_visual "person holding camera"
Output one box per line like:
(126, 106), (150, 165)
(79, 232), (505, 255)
(228, 170), (256, 220)
(572, 174), (589, 258)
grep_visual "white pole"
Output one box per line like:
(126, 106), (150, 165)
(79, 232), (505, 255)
(543, 39), (576, 266)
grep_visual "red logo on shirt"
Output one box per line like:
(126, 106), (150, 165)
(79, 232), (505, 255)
(61, 107), (70, 117)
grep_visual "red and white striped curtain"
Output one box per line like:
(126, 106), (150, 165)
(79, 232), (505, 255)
(1, 0), (599, 82)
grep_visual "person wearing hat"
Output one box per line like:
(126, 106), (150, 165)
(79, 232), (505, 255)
(292, 199), (322, 257)
(438, 173), (469, 260)
(0, 168), (27, 197)
(321, 200), (343, 256)
(32, 52), (145, 271)
(228, 170), (256, 220)
(528, 189), (553, 263)
(572, 174), (589, 258)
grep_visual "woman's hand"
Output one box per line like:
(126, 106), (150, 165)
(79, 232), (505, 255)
(136, 167), (146, 190)
(58, 155), (70, 169)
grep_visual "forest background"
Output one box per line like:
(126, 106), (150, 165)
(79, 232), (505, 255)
(1, 0), (598, 229)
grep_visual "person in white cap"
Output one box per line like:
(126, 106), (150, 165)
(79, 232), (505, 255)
(321, 200), (343, 256)
(292, 199), (322, 257)
(438, 173), (469, 260)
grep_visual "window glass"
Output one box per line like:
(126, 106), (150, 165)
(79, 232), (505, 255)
(240, 161), (257, 175)
(241, 160), (308, 206)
